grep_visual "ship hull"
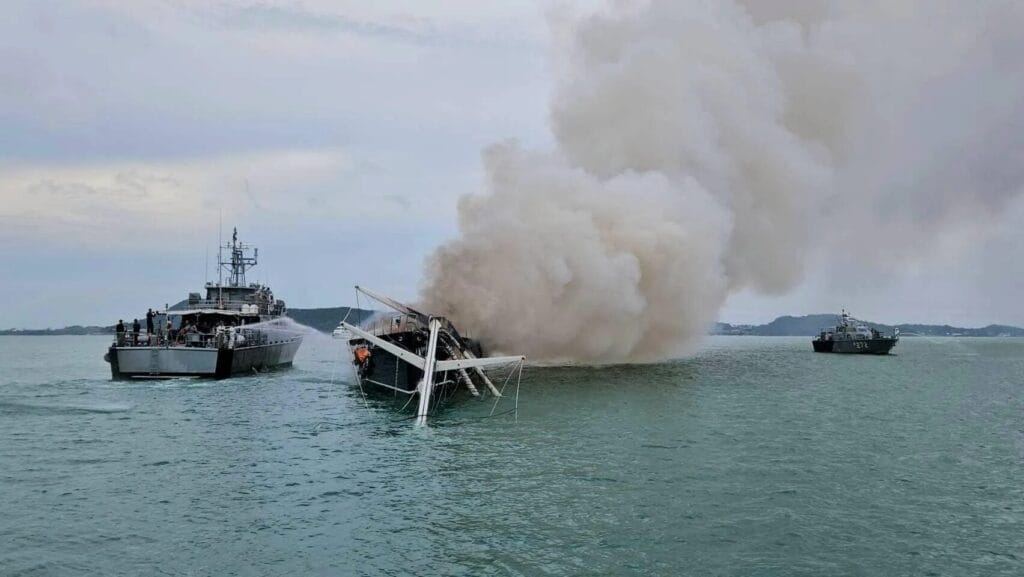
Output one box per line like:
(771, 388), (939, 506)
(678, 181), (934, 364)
(108, 338), (302, 380)
(812, 340), (834, 352)
(812, 338), (896, 354)
(349, 330), (464, 398)
(356, 347), (424, 395)
(352, 346), (466, 404)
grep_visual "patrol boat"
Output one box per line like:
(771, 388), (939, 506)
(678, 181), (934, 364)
(339, 286), (525, 424)
(105, 229), (303, 379)
(812, 310), (899, 354)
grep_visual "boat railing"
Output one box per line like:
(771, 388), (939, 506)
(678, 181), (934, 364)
(235, 327), (277, 347)
(361, 313), (427, 337)
(114, 325), (290, 349)
(114, 331), (219, 348)
(355, 314), (472, 341)
(180, 299), (278, 314)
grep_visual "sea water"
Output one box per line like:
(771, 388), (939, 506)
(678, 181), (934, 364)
(1, 335), (1022, 576)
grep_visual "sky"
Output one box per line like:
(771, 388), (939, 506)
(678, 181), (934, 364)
(2, 0), (1023, 330)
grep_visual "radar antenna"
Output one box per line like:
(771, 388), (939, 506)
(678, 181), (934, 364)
(220, 227), (258, 287)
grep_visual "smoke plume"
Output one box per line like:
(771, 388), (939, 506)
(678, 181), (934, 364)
(422, 0), (1024, 362)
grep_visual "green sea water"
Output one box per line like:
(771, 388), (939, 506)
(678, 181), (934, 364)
(1, 335), (1022, 576)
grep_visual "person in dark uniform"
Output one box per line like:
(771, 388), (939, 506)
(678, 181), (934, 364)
(132, 319), (141, 346)
(146, 308), (156, 334)
(116, 319), (126, 346)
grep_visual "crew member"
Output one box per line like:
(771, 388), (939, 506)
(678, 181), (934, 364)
(131, 319), (141, 345)
(116, 319), (126, 346)
(146, 308), (156, 334)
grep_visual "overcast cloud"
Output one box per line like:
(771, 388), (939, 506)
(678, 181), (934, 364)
(2, 0), (1022, 331)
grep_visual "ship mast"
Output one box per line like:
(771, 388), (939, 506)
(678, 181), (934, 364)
(220, 227), (258, 288)
(218, 213), (223, 306)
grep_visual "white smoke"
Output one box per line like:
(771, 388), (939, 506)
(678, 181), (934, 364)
(422, 0), (1024, 362)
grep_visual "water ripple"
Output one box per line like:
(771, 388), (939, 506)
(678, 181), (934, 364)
(0, 335), (1022, 576)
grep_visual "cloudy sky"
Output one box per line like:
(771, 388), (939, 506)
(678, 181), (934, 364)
(2, 0), (1022, 330)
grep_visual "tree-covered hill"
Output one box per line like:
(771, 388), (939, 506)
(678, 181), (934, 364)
(286, 307), (375, 334)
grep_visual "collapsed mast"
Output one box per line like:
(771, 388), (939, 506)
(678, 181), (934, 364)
(341, 286), (525, 425)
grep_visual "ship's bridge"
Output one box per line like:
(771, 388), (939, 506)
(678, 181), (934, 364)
(175, 283), (285, 316)
(204, 284), (259, 303)
(853, 325), (873, 338)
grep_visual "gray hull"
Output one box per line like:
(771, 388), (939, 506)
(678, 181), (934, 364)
(108, 338), (302, 380)
(812, 337), (896, 354)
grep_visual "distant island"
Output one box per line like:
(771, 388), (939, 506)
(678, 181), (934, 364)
(3, 309), (1022, 337)
(713, 314), (1024, 337)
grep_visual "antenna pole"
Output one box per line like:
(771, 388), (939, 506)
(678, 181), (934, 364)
(218, 211), (223, 307)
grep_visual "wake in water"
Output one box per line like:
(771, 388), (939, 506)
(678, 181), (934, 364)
(0, 400), (132, 415)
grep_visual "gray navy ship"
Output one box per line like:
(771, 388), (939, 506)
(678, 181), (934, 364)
(812, 310), (899, 354)
(105, 229), (303, 379)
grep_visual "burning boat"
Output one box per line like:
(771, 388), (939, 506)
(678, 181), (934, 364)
(340, 287), (524, 424)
